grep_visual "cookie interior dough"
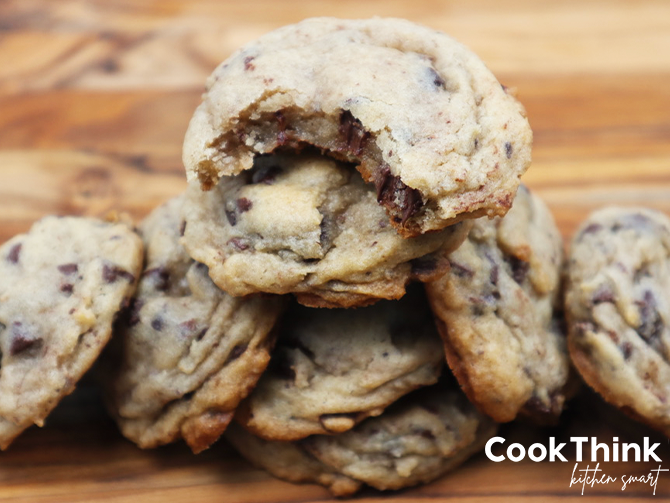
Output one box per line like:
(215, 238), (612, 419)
(426, 186), (571, 423)
(182, 152), (471, 308)
(0, 216), (143, 449)
(104, 195), (285, 453)
(565, 207), (670, 436)
(235, 286), (445, 440)
(183, 17), (532, 237)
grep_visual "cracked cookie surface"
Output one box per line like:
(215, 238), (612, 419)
(182, 153), (470, 307)
(426, 186), (570, 423)
(565, 207), (670, 436)
(227, 382), (496, 496)
(0, 216), (143, 449)
(183, 17), (532, 237)
(235, 286), (444, 440)
(104, 195), (284, 453)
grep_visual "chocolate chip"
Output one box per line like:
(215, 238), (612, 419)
(251, 165), (282, 185)
(6, 243), (21, 264)
(410, 256), (438, 278)
(581, 223), (603, 236)
(225, 208), (237, 226)
(373, 165), (423, 225)
(179, 220), (187, 236)
(57, 263), (78, 275)
(9, 322), (43, 356)
(636, 290), (664, 346)
(338, 110), (370, 156)
(237, 197), (253, 213)
(449, 260), (475, 278)
(143, 267), (171, 292)
(243, 56), (255, 71)
(622, 342), (633, 360)
(505, 255), (530, 284)
(227, 237), (250, 251)
(227, 343), (248, 362)
(196, 327), (208, 341)
(524, 395), (551, 416)
(592, 286), (615, 304)
(126, 298), (144, 327)
(485, 253), (499, 286)
(103, 264), (135, 284)
(60, 283), (74, 295)
(179, 319), (198, 335)
(151, 317), (164, 332)
(505, 142), (513, 159)
(428, 67), (446, 90)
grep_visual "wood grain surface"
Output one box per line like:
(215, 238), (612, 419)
(1, 0), (670, 501)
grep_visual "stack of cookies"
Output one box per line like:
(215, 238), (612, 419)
(0, 16), (579, 496)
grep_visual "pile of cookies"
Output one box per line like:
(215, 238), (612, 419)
(1, 15), (667, 497)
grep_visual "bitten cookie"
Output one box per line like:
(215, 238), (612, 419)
(227, 382), (496, 496)
(426, 186), (570, 423)
(235, 286), (444, 440)
(181, 153), (470, 307)
(104, 195), (284, 453)
(0, 216), (143, 449)
(183, 17), (532, 237)
(565, 207), (670, 436)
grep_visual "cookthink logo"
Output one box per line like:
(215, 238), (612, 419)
(485, 436), (668, 495)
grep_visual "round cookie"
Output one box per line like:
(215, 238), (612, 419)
(224, 421), (362, 497)
(426, 186), (571, 423)
(104, 195), (285, 453)
(183, 17), (532, 237)
(182, 153), (471, 307)
(0, 216), (143, 449)
(235, 286), (444, 441)
(226, 382), (496, 496)
(565, 207), (670, 436)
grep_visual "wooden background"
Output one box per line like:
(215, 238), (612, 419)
(1, 0), (670, 501)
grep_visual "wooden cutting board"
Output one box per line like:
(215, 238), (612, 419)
(1, 0), (670, 501)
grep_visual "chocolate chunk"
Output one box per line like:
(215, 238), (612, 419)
(57, 263), (79, 275)
(237, 197), (253, 213)
(428, 67), (446, 90)
(636, 290), (664, 345)
(196, 327), (208, 341)
(410, 256), (438, 278)
(592, 286), (615, 304)
(151, 317), (164, 332)
(6, 243), (22, 264)
(227, 237), (250, 251)
(103, 264), (135, 284)
(373, 165), (423, 224)
(60, 283), (74, 295)
(505, 142), (513, 159)
(449, 260), (475, 278)
(9, 322), (43, 356)
(338, 110), (370, 156)
(227, 343), (248, 362)
(126, 298), (144, 327)
(225, 208), (237, 226)
(621, 342), (633, 360)
(143, 267), (171, 292)
(251, 164), (282, 185)
(505, 255), (530, 284)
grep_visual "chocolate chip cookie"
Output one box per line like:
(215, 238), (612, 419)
(565, 207), (670, 436)
(105, 195), (285, 453)
(227, 382), (496, 495)
(0, 216), (143, 449)
(235, 286), (444, 441)
(183, 17), (532, 237)
(181, 153), (470, 308)
(426, 186), (571, 423)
